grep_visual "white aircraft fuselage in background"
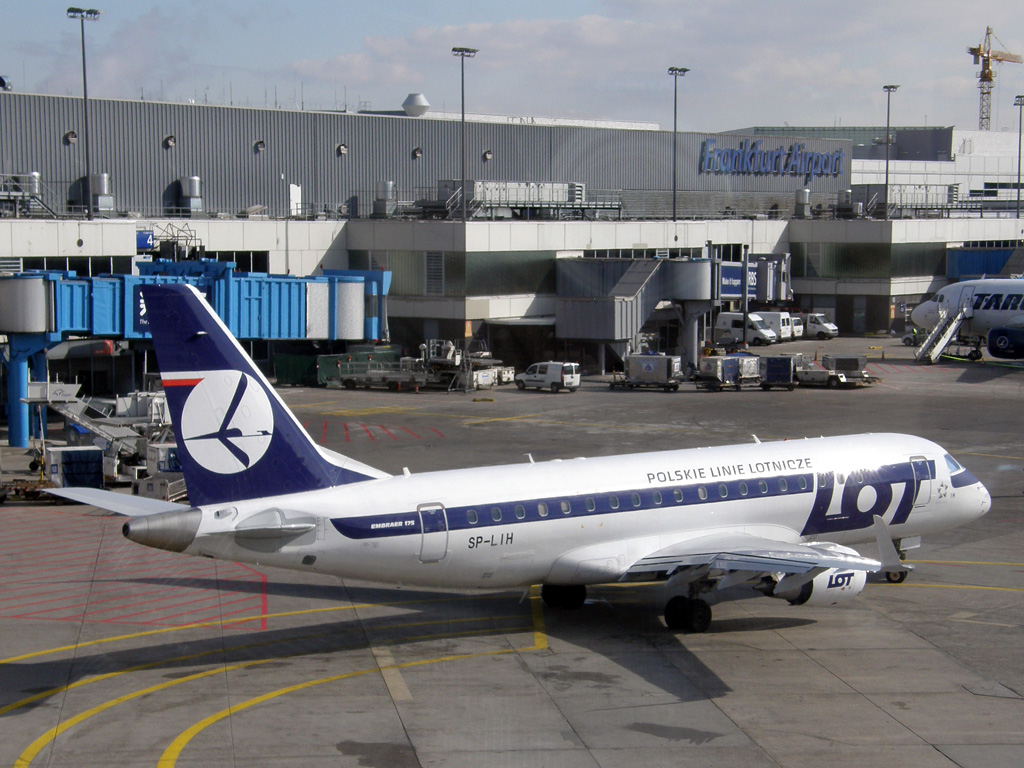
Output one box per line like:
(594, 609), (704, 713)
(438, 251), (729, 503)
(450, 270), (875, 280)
(53, 285), (991, 633)
(912, 277), (1024, 358)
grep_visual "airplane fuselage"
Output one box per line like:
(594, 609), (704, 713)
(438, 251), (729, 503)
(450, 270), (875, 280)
(176, 433), (989, 590)
(912, 278), (1024, 340)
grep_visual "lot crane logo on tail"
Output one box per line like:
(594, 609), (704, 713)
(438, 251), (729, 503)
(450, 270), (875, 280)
(174, 371), (274, 474)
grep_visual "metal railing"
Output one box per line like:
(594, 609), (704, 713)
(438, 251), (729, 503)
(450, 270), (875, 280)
(4, 181), (1023, 223)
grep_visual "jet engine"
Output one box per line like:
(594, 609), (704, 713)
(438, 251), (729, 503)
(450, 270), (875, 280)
(987, 328), (1024, 359)
(783, 568), (867, 606)
(767, 544), (868, 606)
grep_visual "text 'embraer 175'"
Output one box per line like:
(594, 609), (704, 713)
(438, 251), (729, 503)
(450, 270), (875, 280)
(51, 285), (991, 633)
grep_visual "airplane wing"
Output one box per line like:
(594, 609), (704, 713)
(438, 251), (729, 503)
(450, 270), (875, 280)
(625, 531), (881, 581)
(45, 487), (188, 516)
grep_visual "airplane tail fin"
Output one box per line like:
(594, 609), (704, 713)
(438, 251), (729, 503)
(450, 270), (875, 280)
(141, 284), (388, 507)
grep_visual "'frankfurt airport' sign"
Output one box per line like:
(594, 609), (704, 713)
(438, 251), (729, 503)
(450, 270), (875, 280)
(700, 139), (845, 183)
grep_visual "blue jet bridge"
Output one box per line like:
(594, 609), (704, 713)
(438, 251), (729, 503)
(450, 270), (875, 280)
(0, 261), (390, 448)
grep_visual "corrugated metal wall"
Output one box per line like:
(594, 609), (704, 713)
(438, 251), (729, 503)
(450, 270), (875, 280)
(1, 93), (851, 218)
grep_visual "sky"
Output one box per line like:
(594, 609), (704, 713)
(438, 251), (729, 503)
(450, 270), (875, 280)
(2, 1), (1024, 134)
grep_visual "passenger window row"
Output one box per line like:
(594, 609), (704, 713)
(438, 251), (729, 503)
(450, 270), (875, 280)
(461, 475), (809, 525)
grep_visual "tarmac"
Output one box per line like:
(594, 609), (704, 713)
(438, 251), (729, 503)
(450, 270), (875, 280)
(2, 335), (1024, 768)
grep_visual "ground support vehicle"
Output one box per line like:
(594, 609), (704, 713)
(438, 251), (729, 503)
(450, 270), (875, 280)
(0, 478), (54, 503)
(714, 312), (777, 346)
(327, 360), (431, 392)
(516, 362), (580, 393)
(902, 325), (925, 346)
(696, 354), (761, 391)
(758, 355), (798, 390)
(793, 354), (879, 388)
(322, 339), (510, 392)
(755, 311), (794, 342)
(796, 312), (840, 339)
(609, 354), (683, 392)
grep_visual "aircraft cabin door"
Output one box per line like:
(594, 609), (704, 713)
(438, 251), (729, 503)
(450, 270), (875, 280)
(418, 503), (449, 563)
(960, 286), (975, 320)
(911, 456), (931, 507)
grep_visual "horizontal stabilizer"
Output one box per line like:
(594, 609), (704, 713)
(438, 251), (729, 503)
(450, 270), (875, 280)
(45, 487), (188, 516)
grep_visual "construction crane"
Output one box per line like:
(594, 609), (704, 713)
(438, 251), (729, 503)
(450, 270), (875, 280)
(967, 26), (1022, 130)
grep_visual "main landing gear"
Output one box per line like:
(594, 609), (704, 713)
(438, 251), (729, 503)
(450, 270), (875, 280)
(540, 584), (713, 632)
(663, 596), (713, 633)
(540, 583), (587, 610)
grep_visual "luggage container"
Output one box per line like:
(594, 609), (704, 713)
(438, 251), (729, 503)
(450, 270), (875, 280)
(696, 354), (760, 391)
(758, 355), (798, 390)
(610, 354), (683, 391)
(45, 446), (103, 489)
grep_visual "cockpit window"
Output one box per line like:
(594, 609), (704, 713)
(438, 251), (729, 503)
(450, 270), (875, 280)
(944, 454), (964, 473)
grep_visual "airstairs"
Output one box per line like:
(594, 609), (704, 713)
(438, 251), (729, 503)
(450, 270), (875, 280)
(915, 306), (968, 364)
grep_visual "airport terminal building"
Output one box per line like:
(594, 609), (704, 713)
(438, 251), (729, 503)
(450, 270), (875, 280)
(2, 91), (1024, 372)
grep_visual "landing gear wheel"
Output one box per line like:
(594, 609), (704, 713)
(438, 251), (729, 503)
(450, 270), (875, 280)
(541, 584), (587, 609)
(968, 349), (982, 361)
(885, 570), (909, 584)
(664, 596), (713, 633)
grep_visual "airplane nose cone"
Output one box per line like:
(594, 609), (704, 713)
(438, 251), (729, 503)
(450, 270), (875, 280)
(123, 508), (202, 553)
(979, 484), (992, 517)
(910, 301), (935, 328)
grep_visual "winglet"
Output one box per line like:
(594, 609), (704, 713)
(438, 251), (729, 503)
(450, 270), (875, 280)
(872, 515), (913, 573)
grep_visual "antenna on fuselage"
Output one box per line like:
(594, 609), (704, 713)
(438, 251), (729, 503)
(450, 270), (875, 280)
(751, 435), (761, 444)
(525, 453), (535, 464)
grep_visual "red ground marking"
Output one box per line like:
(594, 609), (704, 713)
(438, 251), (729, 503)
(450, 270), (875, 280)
(344, 423), (351, 442)
(361, 424), (375, 441)
(97, 593), (253, 623)
(0, 509), (269, 629)
(321, 421), (328, 444)
(429, 428), (445, 438)
(401, 426), (421, 439)
(140, 601), (268, 629)
(19, 586), (217, 619)
(378, 425), (396, 440)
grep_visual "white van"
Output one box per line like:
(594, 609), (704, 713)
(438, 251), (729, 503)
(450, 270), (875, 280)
(515, 361), (581, 392)
(714, 312), (778, 346)
(755, 311), (793, 342)
(790, 315), (805, 339)
(797, 312), (839, 339)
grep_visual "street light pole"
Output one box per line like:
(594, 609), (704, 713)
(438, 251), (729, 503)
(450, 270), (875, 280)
(667, 67), (689, 221)
(452, 47), (478, 223)
(883, 84), (899, 221)
(67, 7), (101, 221)
(1015, 95), (1024, 219)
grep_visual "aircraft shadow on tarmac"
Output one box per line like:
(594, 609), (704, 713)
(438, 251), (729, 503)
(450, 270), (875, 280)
(0, 578), (814, 718)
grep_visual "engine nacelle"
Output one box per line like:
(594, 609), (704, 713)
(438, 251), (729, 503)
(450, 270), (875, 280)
(987, 328), (1024, 359)
(784, 568), (867, 606)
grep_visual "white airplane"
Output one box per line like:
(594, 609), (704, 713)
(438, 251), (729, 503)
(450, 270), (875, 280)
(911, 277), (1024, 359)
(50, 285), (992, 633)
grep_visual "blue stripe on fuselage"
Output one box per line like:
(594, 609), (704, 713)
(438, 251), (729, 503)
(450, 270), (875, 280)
(331, 472), (815, 539)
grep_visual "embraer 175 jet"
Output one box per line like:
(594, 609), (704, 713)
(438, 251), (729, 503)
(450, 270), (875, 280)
(911, 277), (1024, 360)
(51, 285), (991, 633)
